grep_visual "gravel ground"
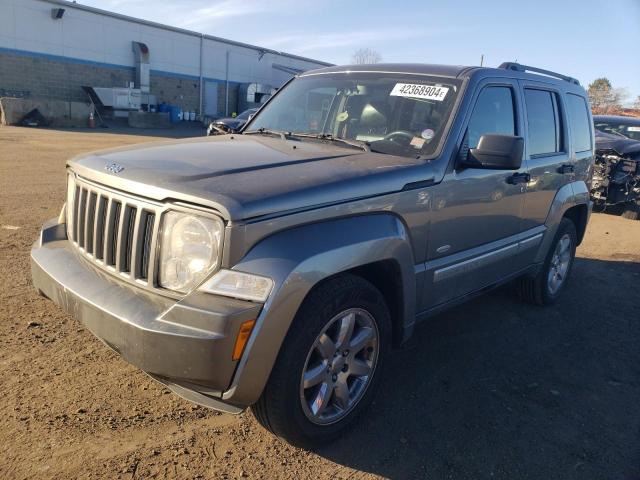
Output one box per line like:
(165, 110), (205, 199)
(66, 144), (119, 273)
(1, 126), (639, 480)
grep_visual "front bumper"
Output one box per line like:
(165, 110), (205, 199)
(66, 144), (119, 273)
(31, 219), (261, 413)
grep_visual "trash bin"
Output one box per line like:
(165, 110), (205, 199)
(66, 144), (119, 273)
(169, 105), (181, 123)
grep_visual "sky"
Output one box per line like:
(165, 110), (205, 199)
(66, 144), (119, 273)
(80, 0), (640, 104)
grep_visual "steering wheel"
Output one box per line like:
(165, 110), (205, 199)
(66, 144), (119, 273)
(382, 130), (415, 145)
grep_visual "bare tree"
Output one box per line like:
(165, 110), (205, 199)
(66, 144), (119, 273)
(588, 77), (628, 114)
(351, 48), (382, 65)
(634, 95), (640, 111)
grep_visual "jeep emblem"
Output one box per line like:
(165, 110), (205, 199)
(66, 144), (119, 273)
(105, 162), (124, 174)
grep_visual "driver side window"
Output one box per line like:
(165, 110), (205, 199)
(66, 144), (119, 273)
(467, 86), (515, 148)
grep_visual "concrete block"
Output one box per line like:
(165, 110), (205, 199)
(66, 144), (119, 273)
(128, 111), (170, 128)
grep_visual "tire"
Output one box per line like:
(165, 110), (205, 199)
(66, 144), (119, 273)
(518, 217), (577, 306)
(621, 201), (640, 220)
(251, 274), (391, 449)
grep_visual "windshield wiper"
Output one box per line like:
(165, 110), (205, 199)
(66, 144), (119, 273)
(243, 128), (289, 140)
(244, 130), (373, 153)
(289, 133), (371, 152)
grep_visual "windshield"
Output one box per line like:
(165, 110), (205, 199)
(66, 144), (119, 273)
(595, 121), (640, 141)
(245, 72), (461, 159)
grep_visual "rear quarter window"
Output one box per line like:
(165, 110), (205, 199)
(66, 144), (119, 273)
(566, 94), (592, 153)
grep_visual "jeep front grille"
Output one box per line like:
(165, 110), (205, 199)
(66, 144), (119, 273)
(68, 176), (160, 286)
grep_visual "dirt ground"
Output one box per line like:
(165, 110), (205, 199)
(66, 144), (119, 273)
(1, 126), (639, 480)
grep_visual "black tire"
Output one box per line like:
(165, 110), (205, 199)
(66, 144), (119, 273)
(518, 218), (577, 306)
(621, 201), (640, 220)
(251, 274), (391, 449)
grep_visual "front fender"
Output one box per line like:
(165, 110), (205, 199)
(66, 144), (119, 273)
(222, 213), (416, 406)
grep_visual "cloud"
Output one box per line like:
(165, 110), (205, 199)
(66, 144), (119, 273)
(177, 1), (282, 29)
(81, 0), (296, 31)
(258, 27), (453, 55)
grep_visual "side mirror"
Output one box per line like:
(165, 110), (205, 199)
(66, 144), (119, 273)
(463, 134), (524, 170)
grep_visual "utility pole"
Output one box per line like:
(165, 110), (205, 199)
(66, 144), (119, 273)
(480, 54), (484, 66)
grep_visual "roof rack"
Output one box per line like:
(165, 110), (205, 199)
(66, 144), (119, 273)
(498, 62), (580, 85)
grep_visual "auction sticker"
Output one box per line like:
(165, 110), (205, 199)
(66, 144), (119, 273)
(390, 83), (449, 101)
(410, 136), (425, 149)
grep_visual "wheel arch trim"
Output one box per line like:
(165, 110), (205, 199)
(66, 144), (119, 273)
(221, 213), (416, 406)
(535, 180), (591, 263)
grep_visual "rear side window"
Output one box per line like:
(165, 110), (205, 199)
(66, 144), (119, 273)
(524, 89), (562, 156)
(467, 86), (515, 149)
(566, 94), (592, 152)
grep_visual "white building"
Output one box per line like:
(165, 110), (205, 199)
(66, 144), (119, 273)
(0, 0), (332, 117)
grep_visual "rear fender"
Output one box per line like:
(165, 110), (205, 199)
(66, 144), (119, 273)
(534, 181), (590, 264)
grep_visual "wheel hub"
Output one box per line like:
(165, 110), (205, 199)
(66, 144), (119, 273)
(299, 308), (379, 425)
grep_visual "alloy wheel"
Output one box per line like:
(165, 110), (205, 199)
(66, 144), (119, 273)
(547, 233), (572, 295)
(299, 308), (379, 425)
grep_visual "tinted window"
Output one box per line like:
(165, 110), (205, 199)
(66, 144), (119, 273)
(467, 86), (515, 149)
(524, 89), (561, 156)
(566, 94), (592, 152)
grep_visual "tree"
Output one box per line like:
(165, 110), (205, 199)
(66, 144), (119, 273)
(351, 48), (382, 65)
(634, 95), (640, 111)
(588, 77), (625, 114)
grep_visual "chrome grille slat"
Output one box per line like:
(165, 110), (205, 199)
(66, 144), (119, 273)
(103, 197), (115, 264)
(128, 209), (145, 278)
(94, 195), (107, 259)
(68, 177), (164, 289)
(85, 192), (97, 254)
(146, 215), (161, 287)
(140, 212), (155, 280)
(73, 185), (81, 243)
(77, 188), (87, 247)
(110, 201), (122, 268)
(122, 205), (138, 273)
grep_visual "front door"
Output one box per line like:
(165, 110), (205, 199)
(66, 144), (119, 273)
(422, 79), (527, 309)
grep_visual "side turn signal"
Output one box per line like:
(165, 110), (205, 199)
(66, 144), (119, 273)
(232, 319), (256, 361)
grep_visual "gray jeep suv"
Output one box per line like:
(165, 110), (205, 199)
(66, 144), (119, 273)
(31, 62), (594, 448)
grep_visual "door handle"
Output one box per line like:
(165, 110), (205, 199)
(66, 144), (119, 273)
(558, 164), (575, 174)
(506, 172), (531, 185)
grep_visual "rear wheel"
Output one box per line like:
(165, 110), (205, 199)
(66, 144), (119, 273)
(251, 274), (390, 448)
(518, 218), (577, 305)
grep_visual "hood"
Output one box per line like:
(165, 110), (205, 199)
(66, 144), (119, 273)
(595, 130), (640, 157)
(68, 134), (435, 220)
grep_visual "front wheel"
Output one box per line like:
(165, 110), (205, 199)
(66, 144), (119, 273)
(251, 274), (390, 448)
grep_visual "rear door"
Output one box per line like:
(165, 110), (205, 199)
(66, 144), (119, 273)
(518, 81), (573, 264)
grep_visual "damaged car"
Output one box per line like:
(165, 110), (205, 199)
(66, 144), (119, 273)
(593, 114), (640, 141)
(592, 129), (640, 219)
(206, 108), (258, 136)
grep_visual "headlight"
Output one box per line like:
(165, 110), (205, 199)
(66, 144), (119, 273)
(159, 211), (224, 292)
